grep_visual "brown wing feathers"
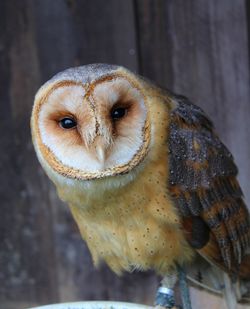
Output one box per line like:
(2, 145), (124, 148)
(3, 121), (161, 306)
(168, 96), (250, 274)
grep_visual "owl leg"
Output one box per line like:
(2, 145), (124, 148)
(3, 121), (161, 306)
(177, 265), (192, 309)
(155, 267), (177, 308)
(155, 266), (192, 309)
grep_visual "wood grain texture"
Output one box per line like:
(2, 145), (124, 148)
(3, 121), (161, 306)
(0, 0), (250, 308)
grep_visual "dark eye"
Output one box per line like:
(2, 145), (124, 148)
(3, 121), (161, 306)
(111, 107), (127, 120)
(59, 117), (77, 129)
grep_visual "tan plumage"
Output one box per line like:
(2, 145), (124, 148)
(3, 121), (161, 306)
(31, 64), (250, 308)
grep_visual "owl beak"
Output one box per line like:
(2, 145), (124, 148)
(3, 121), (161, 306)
(91, 136), (110, 164)
(95, 144), (106, 164)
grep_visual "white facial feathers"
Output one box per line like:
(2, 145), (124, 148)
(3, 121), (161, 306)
(35, 74), (149, 179)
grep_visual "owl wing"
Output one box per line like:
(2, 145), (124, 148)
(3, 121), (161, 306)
(168, 95), (250, 274)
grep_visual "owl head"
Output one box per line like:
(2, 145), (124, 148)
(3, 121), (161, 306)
(31, 64), (166, 191)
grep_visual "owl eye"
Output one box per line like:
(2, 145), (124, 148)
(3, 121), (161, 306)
(59, 117), (77, 129)
(111, 107), (127, 120)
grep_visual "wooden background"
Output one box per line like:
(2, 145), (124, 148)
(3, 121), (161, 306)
(1, 1), (250, 308)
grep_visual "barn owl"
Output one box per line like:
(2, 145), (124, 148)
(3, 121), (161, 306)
(31, 64), (250, 309)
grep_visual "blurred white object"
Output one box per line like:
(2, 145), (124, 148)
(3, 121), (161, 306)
(28, 301), (152, 309)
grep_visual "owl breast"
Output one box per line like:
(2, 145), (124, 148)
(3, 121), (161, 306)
(68, 130), (194, 275)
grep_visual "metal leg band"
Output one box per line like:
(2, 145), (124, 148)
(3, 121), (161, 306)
(155, 286), (175, 308)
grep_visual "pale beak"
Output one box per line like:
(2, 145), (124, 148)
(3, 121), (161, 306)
(95, 144), (106, 164)
(91, 136), (109, 164)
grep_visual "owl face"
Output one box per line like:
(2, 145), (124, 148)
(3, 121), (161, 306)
(31, 65), (151, 182)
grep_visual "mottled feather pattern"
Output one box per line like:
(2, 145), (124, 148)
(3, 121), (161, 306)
(169, 96), (250, 270)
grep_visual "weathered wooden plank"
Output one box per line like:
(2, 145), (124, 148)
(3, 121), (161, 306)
(134, 0), (175, 88)
(33, 0), (138, 80)
(190, 287), (247, 309)
(0, 0), (60, 306)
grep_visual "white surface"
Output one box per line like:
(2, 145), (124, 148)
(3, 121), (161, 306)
(27, 301), (152, 309)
